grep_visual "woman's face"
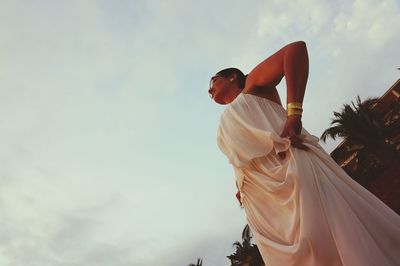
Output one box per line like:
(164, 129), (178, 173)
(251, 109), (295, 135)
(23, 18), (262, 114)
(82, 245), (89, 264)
(208, 75), (236, 105)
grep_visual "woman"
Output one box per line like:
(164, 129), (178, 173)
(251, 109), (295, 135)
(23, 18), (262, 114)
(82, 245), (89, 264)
(209, 41), (400, 266)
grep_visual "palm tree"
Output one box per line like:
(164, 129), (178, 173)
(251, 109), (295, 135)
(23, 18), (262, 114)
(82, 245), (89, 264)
(227, 224), (264, 266)
(321, 96), (399, 183)
(188, 258), (203, 266)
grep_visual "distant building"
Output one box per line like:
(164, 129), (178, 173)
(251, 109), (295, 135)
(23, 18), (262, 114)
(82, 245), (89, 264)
(329, 79), (400, 213)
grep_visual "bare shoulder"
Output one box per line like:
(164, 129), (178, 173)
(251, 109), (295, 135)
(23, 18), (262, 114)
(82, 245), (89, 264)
(244, 41), (307, 91)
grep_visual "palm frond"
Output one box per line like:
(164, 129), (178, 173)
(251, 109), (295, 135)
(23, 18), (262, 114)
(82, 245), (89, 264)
(188, 258), (203, 266)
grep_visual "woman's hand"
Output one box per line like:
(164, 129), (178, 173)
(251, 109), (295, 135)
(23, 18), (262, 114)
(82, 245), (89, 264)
(236, 190), (242, 206)
(278, 115), (309, 159)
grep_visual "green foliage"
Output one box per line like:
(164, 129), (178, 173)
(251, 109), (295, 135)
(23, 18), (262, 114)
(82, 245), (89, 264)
(321, 96), (398, 150)
(227, 225), (264, 266)
(321, 95), (399, 184)
(188, 258), (202, 266)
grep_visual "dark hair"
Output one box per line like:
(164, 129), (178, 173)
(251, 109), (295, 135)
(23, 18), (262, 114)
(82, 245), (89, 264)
(216, 68), (247, 89)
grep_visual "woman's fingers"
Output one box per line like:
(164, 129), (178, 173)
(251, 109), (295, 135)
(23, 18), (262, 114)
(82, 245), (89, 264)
(291, 140), (309, 150)
(278, 151), (286, 160)
(236, 191), (241, 203)
(279, 117), (309, 155)
(236, 190), (243, 207)
(289, 134), (309, 150)
(277, 135), (308, 161)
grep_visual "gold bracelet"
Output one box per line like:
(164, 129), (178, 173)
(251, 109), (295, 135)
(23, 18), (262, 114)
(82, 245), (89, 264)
(287, 108), (303, 116)
(287, 102), (303, 110)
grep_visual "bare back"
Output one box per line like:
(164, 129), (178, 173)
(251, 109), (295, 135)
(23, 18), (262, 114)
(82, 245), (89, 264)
(243, 86), (283, 106)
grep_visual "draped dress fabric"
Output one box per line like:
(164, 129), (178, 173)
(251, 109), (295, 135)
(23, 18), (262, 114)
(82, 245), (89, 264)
(217, 93), (400, 266)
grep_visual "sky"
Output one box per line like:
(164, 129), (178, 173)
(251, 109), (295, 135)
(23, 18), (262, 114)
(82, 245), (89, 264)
(0, 0), (399, 265)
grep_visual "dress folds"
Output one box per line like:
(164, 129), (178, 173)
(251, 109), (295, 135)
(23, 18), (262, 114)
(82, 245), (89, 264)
(217, 93), (400, 266)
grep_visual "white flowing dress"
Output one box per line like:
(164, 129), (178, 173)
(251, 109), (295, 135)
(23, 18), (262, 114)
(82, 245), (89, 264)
(217, 93), (400, 266)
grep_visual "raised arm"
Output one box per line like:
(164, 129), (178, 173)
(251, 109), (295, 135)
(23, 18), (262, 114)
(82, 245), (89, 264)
(245, 41), (309, 104)
(245, 41), (310, 152)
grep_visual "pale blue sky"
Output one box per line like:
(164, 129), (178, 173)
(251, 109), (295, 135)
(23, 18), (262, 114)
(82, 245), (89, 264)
(0, 0), (399, 265)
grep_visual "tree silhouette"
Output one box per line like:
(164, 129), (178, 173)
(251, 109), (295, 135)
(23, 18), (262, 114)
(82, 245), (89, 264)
(188, 258), (203, 266)
(227, 224), (264, 266)
(321, 95), (399, 184)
